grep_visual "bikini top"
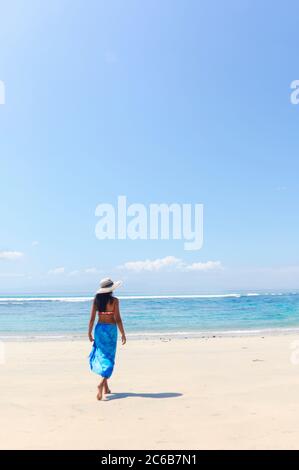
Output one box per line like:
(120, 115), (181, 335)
(98, 300), (115, 316)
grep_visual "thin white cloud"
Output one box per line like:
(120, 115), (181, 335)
(184, 261), (223, 272)
(0, 251), (24, 261)
(119, 256), (223, 273)
(120, 256), (182, 272)
(48, 267), (65, 275)
(32, 241), (39, 247)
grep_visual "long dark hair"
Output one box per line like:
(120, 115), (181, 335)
(94, 293), (114, 312)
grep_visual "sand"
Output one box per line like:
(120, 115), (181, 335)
(1, 334), (299, 450)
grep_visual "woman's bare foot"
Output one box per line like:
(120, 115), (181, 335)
(97, 381), (104, 400)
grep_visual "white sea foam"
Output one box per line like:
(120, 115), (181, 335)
(2, 326), (299, 342)
(0, 297), (92, 303)
(0, 292), (296, 303)
(0, 294), (240, 302)
(120, 294), (242, 299)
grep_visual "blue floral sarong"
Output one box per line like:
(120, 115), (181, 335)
(89, 323), (118, 378)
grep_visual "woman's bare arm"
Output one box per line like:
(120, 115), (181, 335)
(88, 299), (97, 342)
(114, 298), (126, 344)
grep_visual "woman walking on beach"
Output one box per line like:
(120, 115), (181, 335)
(88, 278), (126, 400)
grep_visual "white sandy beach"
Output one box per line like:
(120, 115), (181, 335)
(1, 334), (299, 450)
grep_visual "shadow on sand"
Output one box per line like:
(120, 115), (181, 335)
(106, 392), (182, 401)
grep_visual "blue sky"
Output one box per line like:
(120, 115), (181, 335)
(0, 0), (299, 294)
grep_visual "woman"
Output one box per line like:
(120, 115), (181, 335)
(88, 278), (126, 400)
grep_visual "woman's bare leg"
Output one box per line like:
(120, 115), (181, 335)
(97, 377), (105, 400)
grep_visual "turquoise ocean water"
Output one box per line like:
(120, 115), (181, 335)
(1, 292), (299, 339)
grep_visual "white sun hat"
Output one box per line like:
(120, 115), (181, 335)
(96, 277), (123, 294)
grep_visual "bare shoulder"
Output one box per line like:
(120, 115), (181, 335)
(112, 297), (119, 311)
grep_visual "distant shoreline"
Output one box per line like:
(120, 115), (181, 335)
(2, 326), (299, 342)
